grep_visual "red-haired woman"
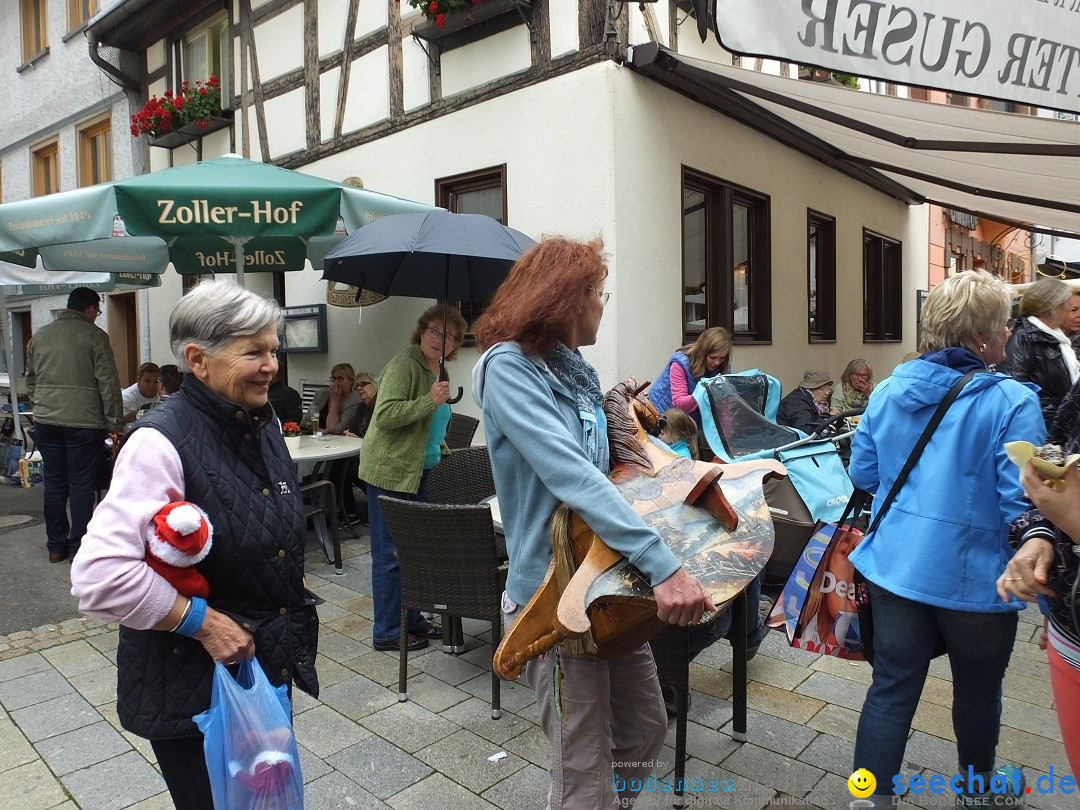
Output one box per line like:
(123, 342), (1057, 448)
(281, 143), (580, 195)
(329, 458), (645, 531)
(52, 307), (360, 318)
(473, 237), (714, 809)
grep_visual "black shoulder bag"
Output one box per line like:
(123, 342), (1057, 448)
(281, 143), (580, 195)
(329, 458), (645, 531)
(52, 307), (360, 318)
(855, 370), (979, 666)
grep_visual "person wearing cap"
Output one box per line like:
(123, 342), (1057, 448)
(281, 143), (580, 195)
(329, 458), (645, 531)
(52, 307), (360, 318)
(776, 370), (834, 434)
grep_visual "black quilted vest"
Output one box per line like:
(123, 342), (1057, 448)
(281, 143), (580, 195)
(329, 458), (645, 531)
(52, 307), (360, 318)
(115, 376), (318, 740)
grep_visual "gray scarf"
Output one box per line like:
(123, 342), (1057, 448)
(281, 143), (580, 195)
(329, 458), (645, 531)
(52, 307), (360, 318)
(543, 342), (609, 472)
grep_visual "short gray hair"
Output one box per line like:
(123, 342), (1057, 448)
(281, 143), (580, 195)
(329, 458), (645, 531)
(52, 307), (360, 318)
(1019, 277), (1072, 318)
(919, 271), (1012, 353)
(170, 279), (282, 372)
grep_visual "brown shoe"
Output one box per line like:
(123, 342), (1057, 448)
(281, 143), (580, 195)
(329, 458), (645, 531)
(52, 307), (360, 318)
(48, 551), (68, 563)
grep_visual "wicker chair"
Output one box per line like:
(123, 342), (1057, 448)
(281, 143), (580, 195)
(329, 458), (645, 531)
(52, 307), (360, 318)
(378, 496), (506, 719)
(444, 412), (480, 449)
(427, 445), (496, 506)
(648, 591), (750, 803)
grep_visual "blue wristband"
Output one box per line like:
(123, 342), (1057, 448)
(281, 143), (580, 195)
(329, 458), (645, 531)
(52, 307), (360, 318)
(175, 597), (207, 637)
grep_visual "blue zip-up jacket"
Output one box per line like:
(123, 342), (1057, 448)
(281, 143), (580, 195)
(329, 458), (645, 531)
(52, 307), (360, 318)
(848, 356), (1044, 612)
(473, 342), (681, 607)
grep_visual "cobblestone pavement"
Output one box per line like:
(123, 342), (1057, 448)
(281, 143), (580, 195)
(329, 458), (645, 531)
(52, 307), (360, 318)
(0, 527), (1072, 809)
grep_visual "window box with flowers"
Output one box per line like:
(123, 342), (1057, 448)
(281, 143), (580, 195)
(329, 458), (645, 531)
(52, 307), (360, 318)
(411, 0), (532, 49)
(130, 76), (232, 150)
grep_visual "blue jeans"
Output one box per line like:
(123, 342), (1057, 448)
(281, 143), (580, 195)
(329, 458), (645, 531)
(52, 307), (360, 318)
(854, 581), (1018, 784)
(34, 423), (106, 556)
(365, 472), (431, 645)
(688, 571), (764, 660)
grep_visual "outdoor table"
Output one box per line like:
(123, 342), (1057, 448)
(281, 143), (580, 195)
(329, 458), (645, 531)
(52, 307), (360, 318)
(288, 435), (362, 574)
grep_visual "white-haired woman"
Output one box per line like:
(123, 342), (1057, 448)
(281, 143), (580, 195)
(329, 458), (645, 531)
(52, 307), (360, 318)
(71, 279), (319, 810)
(999, 277), (1079, 429)
(848, 270), (1043, 808)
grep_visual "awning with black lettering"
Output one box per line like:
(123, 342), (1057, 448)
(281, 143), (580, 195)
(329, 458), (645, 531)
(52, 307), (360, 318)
(628, 43), (1080, 239)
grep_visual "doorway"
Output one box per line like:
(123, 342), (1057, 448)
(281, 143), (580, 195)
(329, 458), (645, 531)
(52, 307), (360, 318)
(106, 293), (139, 385)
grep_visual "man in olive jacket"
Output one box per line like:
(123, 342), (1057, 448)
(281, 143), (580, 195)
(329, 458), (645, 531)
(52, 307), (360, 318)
(26, 287), (123, 563)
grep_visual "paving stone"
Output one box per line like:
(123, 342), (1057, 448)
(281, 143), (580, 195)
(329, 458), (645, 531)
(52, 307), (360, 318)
(808, 652), (873, 684)
(11, 691), (101, 742)
(802, 771), (863, 809)
(806, 703), (861, 742)
(439, 696), (536, 745)
(734, 653), (816, 691)
(326, 736), (432, 799)
(411, 648), (484, 687)
(68, 665), (119, 707)
(34, 720), (131, 775)
(500, 722), (550, 771)
(0, 652), (50, 683)
(314, 653), (364, 689)
(384, 771), (498, 809)
(313, 601), (349, 625)
(318, 628), (371, 664)
(1002, 668), (1055, 709)
(746, 681), (824, 724)
(293, 704), (372, 758)
(0, 714), (38, 773)
(297, 742), (334, 784)
(689, 763), (778, 810)
(683, 690), (734, 731)
(480, 762), (549, 810)
(796, 731), (854, 777)
(0, 667), (74, 711)
(720, 707), (817, 758)
(757, 632), (820, 666)
(998, 726), (1072, 774)
(292, 685), (321, 714)
(415, 728), (527, 792)
(910, 701), (957, 742)
(672, 719), (742, 766)
(917, 675), (952, 708)
(318, 673), (398, 721)
(1024, 767), (1080, 810)
(303, 770), (389, 809)
(0, 759), (69, 809)
(689, 661), (734, 699)
(721, 742), (825, 797)
(457, 671), (536, 714)
(396, 671), (472, 714)
(325, 611), (373, 640)
(341, 650), (419, 688)
(794, 670), (868, 712)
(1001, 695), (1063, 742)
(122, 793), (175, 810)
(360, 699), (459, 753)
(61, 751), (166, 809)
(41, 639), (114, 678)
(902, 731), (957, 776)
(309, 580), (366, 607)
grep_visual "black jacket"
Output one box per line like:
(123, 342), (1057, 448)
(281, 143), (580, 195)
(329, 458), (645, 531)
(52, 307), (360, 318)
(776, 387), (828, 434)
(115, 377), (318, 739)
(999, 318), (1075, 428)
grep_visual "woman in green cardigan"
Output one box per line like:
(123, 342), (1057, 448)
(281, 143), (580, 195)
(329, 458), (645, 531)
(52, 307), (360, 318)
(360, 304), (467, 652)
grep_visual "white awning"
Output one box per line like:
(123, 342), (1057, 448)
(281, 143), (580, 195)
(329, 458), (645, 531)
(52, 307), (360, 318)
(628, 43), (1080, 239)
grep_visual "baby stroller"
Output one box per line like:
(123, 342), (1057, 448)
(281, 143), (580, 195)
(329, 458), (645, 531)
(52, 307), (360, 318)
(693, 373), (862, 590)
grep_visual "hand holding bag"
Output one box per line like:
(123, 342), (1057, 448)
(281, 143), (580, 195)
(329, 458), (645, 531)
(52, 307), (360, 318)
(194, 659), (304, 809)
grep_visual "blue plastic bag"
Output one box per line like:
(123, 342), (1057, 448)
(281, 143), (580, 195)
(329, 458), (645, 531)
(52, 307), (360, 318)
(194, 659), (304, 809)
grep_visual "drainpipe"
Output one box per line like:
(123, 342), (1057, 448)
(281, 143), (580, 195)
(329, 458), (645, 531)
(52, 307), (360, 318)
(86, 31), (141, 93)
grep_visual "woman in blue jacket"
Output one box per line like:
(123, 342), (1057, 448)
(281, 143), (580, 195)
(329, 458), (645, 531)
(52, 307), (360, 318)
(473, 237), (714, 810)
(848, 271), (1044, 809)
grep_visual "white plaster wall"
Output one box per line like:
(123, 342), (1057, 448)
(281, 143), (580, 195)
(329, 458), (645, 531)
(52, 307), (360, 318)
(264, 88), (309, 158)
(440, 26), (532, 97)
(402, 36), (432, 112)
(342, 46), (391, 134)
(548, 0), (580, 57)
(255, 5), (305, 83)
(609, 64), (922, 392)
(319, 68), (343, 141)
(319, 0), (348, 56)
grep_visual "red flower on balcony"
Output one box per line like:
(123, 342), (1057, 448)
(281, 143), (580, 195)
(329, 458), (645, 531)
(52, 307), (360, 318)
(130, 76), (222, 139)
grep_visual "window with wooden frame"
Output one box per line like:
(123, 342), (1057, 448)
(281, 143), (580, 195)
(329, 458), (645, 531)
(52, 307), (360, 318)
(32, 141), (59, 197)
(21, 0), (48, 63)
(863, 229), (903, 342)
(435, 165), (507, 344)
(681, 167), (771, 344)
(67, 0), (97, 33)
(178, 13), (231, 106)
(79, 118), (112, 187)
(807, 210), (836, 342)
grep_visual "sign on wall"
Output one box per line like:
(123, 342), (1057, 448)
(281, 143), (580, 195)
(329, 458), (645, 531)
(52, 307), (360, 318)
(714, 0), (1080, 114)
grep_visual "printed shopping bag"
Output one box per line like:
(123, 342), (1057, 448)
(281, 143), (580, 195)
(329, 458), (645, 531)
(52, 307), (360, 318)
(767, 519), (866, 660)
(194, 659), (304, 809)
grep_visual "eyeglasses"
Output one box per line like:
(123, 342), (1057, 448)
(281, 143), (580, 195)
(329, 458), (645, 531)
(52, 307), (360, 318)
(590, 287), (611, 305)
(353, 381), (374, 390)
(425, 326), (461, 343)
(328, 375), (348, 382)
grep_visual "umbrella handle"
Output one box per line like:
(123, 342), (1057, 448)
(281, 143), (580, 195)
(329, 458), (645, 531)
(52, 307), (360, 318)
(448, 387), (463, 405)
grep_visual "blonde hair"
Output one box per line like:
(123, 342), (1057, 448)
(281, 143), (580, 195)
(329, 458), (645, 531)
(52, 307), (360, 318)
(660, 408), (699, 458)
(918, 271), (1012, 353)
(1019, 277), (1072, 318)
(330, 363), (356, 384)
(684, 327), (732, 379)
(840, 359), (872, 387)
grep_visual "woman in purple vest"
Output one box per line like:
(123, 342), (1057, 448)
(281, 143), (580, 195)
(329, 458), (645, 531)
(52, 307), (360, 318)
(648, 326), (732, 426)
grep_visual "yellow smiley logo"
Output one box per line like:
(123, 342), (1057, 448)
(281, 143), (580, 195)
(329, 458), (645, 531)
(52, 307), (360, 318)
(848, 768), (876, 798)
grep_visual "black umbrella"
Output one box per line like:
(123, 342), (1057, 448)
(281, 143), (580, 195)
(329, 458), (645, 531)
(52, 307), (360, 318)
(322, 211), (535, 402)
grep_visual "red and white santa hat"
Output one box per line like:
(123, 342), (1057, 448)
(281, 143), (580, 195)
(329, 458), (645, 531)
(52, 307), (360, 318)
(146, 501), (214, 568)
